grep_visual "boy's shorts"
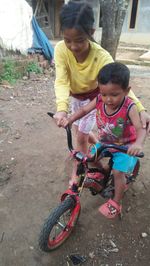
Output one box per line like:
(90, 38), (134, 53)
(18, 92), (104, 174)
(90, 142), (138, 174)
(71, 97), (96, 134)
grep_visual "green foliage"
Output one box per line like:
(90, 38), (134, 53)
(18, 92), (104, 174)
(26, 61), (42, 74)
(0, 60), (21, 84)
(0, 59), (43, 84)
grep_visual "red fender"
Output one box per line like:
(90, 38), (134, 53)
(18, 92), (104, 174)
(61, 188), (80, 203)
(60, 189), (81, 227)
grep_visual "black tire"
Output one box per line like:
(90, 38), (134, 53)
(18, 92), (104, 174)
(38, 196), (80, 252)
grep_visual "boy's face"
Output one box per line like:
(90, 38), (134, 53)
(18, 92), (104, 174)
(63, 28), (90, 60)
(99, 82), (129, 110)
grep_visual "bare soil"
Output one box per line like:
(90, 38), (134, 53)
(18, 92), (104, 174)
(116, 50), (144, 60)
(0, 65), (150, 266)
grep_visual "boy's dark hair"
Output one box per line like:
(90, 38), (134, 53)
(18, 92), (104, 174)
(98, 62), (130, 90)
(60, 0), (95, 35)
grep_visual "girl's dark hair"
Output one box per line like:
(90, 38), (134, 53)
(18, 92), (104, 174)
(98, 62), (130, 90)
(60, 0), (95, 35)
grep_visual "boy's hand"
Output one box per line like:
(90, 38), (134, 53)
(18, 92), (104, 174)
(127, 142), (143, 156)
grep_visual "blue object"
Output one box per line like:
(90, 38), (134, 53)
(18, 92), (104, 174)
(90, 142), (138, 174)
(112, 152), (138, 174)
(29, 16), (54, 61)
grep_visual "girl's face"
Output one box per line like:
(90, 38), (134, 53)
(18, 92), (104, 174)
(63, 28), (90, 61)
(99, 82), (129, 110)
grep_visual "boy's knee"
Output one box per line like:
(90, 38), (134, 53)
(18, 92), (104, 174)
(112, 169), (124, 178)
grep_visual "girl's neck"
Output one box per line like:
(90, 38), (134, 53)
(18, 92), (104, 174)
(75, 44), (90, 63)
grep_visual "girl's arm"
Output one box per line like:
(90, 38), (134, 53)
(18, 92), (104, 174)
(128, 89), (150, 134)
(54, 43), (71, 113)
(54, 43), (71, 126)
(128, 90), (145, 112)
(127, 104), (146, 156)
(60, 98), (97, 127)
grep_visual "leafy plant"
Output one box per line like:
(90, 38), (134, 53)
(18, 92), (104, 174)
(0, 60), (21, 84)
(0, 59), (43, 84)
(26, 61), (42, 74)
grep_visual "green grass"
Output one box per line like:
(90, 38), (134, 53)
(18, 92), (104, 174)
(26, 61), (42, 74)
(0, 59), (43, 84)
(0, 60), (21, 84)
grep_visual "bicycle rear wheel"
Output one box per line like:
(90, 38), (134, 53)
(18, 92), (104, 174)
(38, 196), (80, 251)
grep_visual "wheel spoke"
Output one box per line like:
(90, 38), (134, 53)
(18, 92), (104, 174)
(57, 221), (66, 229)
(39, 197), (80, 251)
(50, 210), (71, 240)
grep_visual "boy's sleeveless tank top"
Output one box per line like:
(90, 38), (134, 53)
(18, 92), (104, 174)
(96, 95), (137, 145)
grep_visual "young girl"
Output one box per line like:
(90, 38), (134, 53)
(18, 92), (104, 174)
(60, 62), (146, 219)
(54, 1), (149, 180)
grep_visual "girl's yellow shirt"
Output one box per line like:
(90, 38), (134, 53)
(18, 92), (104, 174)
(54, 40), (145, 113)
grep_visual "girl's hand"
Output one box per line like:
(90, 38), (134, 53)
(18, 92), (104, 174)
(60, 117), (70, 128)
(140, 110), (150, 135)
(53, 111), (67, 127)
(127, 143), (143, 156)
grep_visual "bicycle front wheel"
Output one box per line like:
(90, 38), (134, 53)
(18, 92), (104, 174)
(38, 196), (81, 251)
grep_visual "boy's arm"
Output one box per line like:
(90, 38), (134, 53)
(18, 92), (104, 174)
(69, 98), (97, 123)
(61, 98), (97, 127)
(128, 104), (146, 155)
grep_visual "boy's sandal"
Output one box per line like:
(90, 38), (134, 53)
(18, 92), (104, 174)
(99, 199), (122, 219)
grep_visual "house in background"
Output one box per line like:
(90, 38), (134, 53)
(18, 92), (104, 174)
(27, 0), (64, 39)
(27, 0), (150, 45)
(94, 0), (150, 45)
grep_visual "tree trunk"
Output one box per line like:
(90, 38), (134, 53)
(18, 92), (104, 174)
(100, 0), (129, 59)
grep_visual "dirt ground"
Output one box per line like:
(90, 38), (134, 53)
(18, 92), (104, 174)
(0, 64), (150, 266)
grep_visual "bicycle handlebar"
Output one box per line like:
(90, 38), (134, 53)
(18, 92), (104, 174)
(47, 112), (144, 161)
(47, 112), (74, 151)
(47, 112), (54, 118)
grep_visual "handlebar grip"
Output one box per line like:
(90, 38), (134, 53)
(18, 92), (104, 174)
(103, 144), (144, 158)
(47, 112), (54, 118)
(136, 152), (144, 158)
(118, 147), (144, 158)
(114, 145), (144, 158)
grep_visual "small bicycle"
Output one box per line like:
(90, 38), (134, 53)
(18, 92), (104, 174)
(38, 112), (144, 252)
